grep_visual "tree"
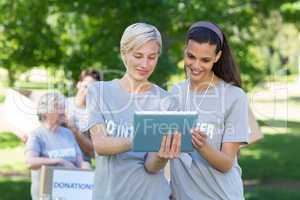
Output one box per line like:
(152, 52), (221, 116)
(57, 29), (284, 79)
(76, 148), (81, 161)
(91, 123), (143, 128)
(0, 0), (61, 86)
(0, 0), (298, 90)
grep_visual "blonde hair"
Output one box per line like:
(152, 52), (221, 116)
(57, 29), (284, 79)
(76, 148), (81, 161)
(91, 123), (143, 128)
(120, 22), (162, 62)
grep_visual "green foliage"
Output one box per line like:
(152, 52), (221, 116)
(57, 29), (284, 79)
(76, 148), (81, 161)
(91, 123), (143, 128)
(0, 94), (5, 103)
(0, 0), (299, 89)
(281, 1), (300, 21)
(0, 132), (22, 149)
(0, 0), (62, 86)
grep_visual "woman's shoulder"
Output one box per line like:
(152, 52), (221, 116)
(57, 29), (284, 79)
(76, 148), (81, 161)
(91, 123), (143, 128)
(87, 80), (117, 95)
(220, 81), (248, 108)
(30, 126), (46, 136)
(58, 127), (77, 140)
(151, 83), (169, 96)
(88, 80), (115, 89)
(27, 126), (49, 144)
(222, 81), (247, 99)
(169, 80), (188, 95)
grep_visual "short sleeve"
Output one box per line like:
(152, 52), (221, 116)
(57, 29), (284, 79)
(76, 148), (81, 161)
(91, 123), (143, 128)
(223, 91), (249, 144)
(25, 132), (42, 155)
(84, 82), (105, 131)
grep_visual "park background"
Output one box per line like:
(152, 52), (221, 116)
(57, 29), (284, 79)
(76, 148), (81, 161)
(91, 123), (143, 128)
(0, 0), (300, 199)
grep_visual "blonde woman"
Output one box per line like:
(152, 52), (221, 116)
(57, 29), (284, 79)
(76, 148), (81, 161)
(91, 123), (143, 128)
(86, 23), (181, 200)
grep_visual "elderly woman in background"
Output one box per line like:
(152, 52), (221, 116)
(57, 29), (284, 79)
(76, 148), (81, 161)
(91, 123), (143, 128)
(25, 92), (90, 200)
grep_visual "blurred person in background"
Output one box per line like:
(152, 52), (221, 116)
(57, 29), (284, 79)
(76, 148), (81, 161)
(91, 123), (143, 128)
(25, 92), (90, 200)
(65, 69), (102, 163)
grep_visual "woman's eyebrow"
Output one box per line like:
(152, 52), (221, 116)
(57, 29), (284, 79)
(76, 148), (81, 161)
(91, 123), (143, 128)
(186, 51), (195, 56)
(200, 56), (213, 59)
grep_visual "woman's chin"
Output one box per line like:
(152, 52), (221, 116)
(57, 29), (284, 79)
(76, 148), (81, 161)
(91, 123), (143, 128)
(133, 74), (150, 82)
(189, 74), (204, 83)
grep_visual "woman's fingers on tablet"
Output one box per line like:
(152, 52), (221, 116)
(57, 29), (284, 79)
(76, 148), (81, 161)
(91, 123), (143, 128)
(176, 133), (182, 158)
(174, 132), (181, 158)
(191, 128), (208, 139)
(170, 133), (177, 158)
(192, 139), (197, 148)
(191, 128), (198, 134)
(159, 135), (167, 157)
(171, 132), (180, 158)
(192, 131), (205, 141)
(192, 134), (204, 149)
(198, 132), (208, 140)
(165, 134), (172, 153)
(158, 133), (182, 159)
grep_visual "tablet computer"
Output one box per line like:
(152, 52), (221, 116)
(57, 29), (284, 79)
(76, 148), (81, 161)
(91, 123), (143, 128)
(132, 111), (197, 152)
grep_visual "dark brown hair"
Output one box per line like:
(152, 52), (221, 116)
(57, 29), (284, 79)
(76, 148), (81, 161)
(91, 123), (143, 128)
(79, 68), (102, 82)
(186, 25), (242, 88)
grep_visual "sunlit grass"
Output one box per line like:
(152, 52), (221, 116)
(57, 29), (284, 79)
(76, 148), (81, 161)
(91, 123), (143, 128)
(0, 132), (28, 175)
(245, 187), (300, 200)
(240, 120), (300, 181)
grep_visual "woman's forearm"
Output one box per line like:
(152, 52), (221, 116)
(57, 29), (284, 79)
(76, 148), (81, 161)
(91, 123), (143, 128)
(197, 144), (235, 173)
(93, 137), (132, 155)
(90, 124), (132, 155)
(73, 130), (94, 157)
(26, 157), (60, 170)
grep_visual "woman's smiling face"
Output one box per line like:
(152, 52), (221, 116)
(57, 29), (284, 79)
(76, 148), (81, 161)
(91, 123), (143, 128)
(123, 40), (160, 82)
(184, 39), (221, 84)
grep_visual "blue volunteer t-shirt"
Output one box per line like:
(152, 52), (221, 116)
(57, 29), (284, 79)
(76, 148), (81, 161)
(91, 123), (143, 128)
(25, 126), (83, 200)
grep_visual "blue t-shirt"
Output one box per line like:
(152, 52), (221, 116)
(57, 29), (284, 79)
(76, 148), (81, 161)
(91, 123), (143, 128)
(25, 126), (83, 200)
(86, 79), (174, 200)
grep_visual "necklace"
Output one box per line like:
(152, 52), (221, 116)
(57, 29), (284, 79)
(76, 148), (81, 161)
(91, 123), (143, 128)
(185, 73), (215, 111)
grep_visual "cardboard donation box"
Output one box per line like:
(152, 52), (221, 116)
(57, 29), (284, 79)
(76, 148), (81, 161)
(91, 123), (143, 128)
(39, 166), (94, 200)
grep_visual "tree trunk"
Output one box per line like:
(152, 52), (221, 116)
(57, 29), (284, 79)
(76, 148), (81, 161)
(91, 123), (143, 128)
(7, 68), (16, 87)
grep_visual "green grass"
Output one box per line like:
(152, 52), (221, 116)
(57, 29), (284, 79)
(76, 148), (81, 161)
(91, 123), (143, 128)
(14, 80), (50, 90)
(0, 132), (31, 200)
(241, 118), (300, 199)
(0, 132), (23, 149)
(0, 94), (5, 103)
(0, 177), (31, 200)
(240, 120), (300, 181)
(241, 134), (300, 181)
(0, 132), (27, 175)
(245, 187), (300, 200)
(0, 132), (30, 200)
